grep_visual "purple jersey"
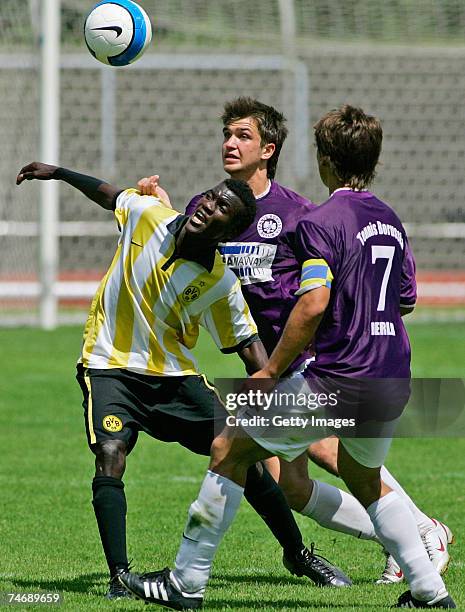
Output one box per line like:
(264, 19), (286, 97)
(186, 181), (314, 372)
(296, 188), (416, 382)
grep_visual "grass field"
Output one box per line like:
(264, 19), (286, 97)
(0, 321), (464, 610)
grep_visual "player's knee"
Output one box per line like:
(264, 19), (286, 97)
(94, 439), (127, 478)
(209, 435), (253, 478)
(210, 435), (226, 462)
(209, 436), (237, 471)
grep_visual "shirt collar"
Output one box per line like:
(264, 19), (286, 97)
(255, 179), (272, 200)
(163, 214), (216, 272)
(332, 187), (368, 194)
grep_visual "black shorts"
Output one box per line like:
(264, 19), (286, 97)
(76, 365), (227, 455)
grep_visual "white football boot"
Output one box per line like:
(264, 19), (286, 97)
(420, 519), (454, 574)
(376, 550), (404, 584)
(376, 519), (454, 585)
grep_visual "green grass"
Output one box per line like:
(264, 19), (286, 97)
(0, 323), (464, 610)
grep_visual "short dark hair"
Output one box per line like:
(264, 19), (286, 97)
(314, 105), (382, 190)
(224, 178), (256, 237)
(222, 97), (288, 180)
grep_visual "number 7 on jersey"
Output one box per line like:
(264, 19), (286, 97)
(371, 245), (395, 311)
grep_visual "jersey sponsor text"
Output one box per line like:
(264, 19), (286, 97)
(219, 242), (277, 285)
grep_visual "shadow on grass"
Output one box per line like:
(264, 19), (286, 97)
(212, 573), (303, 587)
(214, 572), (392, 588)
(207, 598), (378, 609)
(10, 573), (107, 594)
(209, 574), (390, 609)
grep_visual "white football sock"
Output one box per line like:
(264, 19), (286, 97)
(172, 470), (244, 596)
(380, 466), (434, 533)
(300, 479), (378, 541)
(366, 491), (446, 601)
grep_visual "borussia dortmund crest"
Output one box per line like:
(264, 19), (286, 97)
(182, 285), (200, 303)
(102, 415), (123, 432)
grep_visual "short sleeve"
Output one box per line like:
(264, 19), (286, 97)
(114, 189), (166, 229)
(400, 237), (417, 309)
(295, 219), (337, 273)
(200, 279), (258, 353)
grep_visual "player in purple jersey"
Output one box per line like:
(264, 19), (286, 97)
(121, 106), (455, 609)
(137, 97), (452, 588)
(188, 98), (452, 585)
(185, 99), (314, 374)
(187, 182), (312, 374)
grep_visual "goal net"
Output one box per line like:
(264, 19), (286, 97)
(1, 0), (464, 325)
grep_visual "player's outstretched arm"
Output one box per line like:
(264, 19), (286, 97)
(16, 161), (122, 210)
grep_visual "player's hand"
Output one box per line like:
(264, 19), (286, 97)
(251, 367), (278, 380)
(16, 162), (58, 185)
(137, 174), (160, 196)
(137, 175), (172, 208)
(244, 369), (278, 393)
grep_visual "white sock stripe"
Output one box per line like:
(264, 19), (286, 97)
(144, 581), (151, 598)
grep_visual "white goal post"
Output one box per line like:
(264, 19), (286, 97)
(39, 0), (60, 329)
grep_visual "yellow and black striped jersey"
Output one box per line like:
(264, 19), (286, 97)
(80, 189), (257, 376)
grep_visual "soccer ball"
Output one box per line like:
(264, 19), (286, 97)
(84, 0), (152, 66)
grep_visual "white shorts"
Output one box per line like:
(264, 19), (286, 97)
(238, 374), (399, 469)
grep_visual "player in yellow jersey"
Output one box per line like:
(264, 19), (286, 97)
(17, 161), (351, 600)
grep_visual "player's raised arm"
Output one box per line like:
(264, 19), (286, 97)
(16, 161), (122, 211)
